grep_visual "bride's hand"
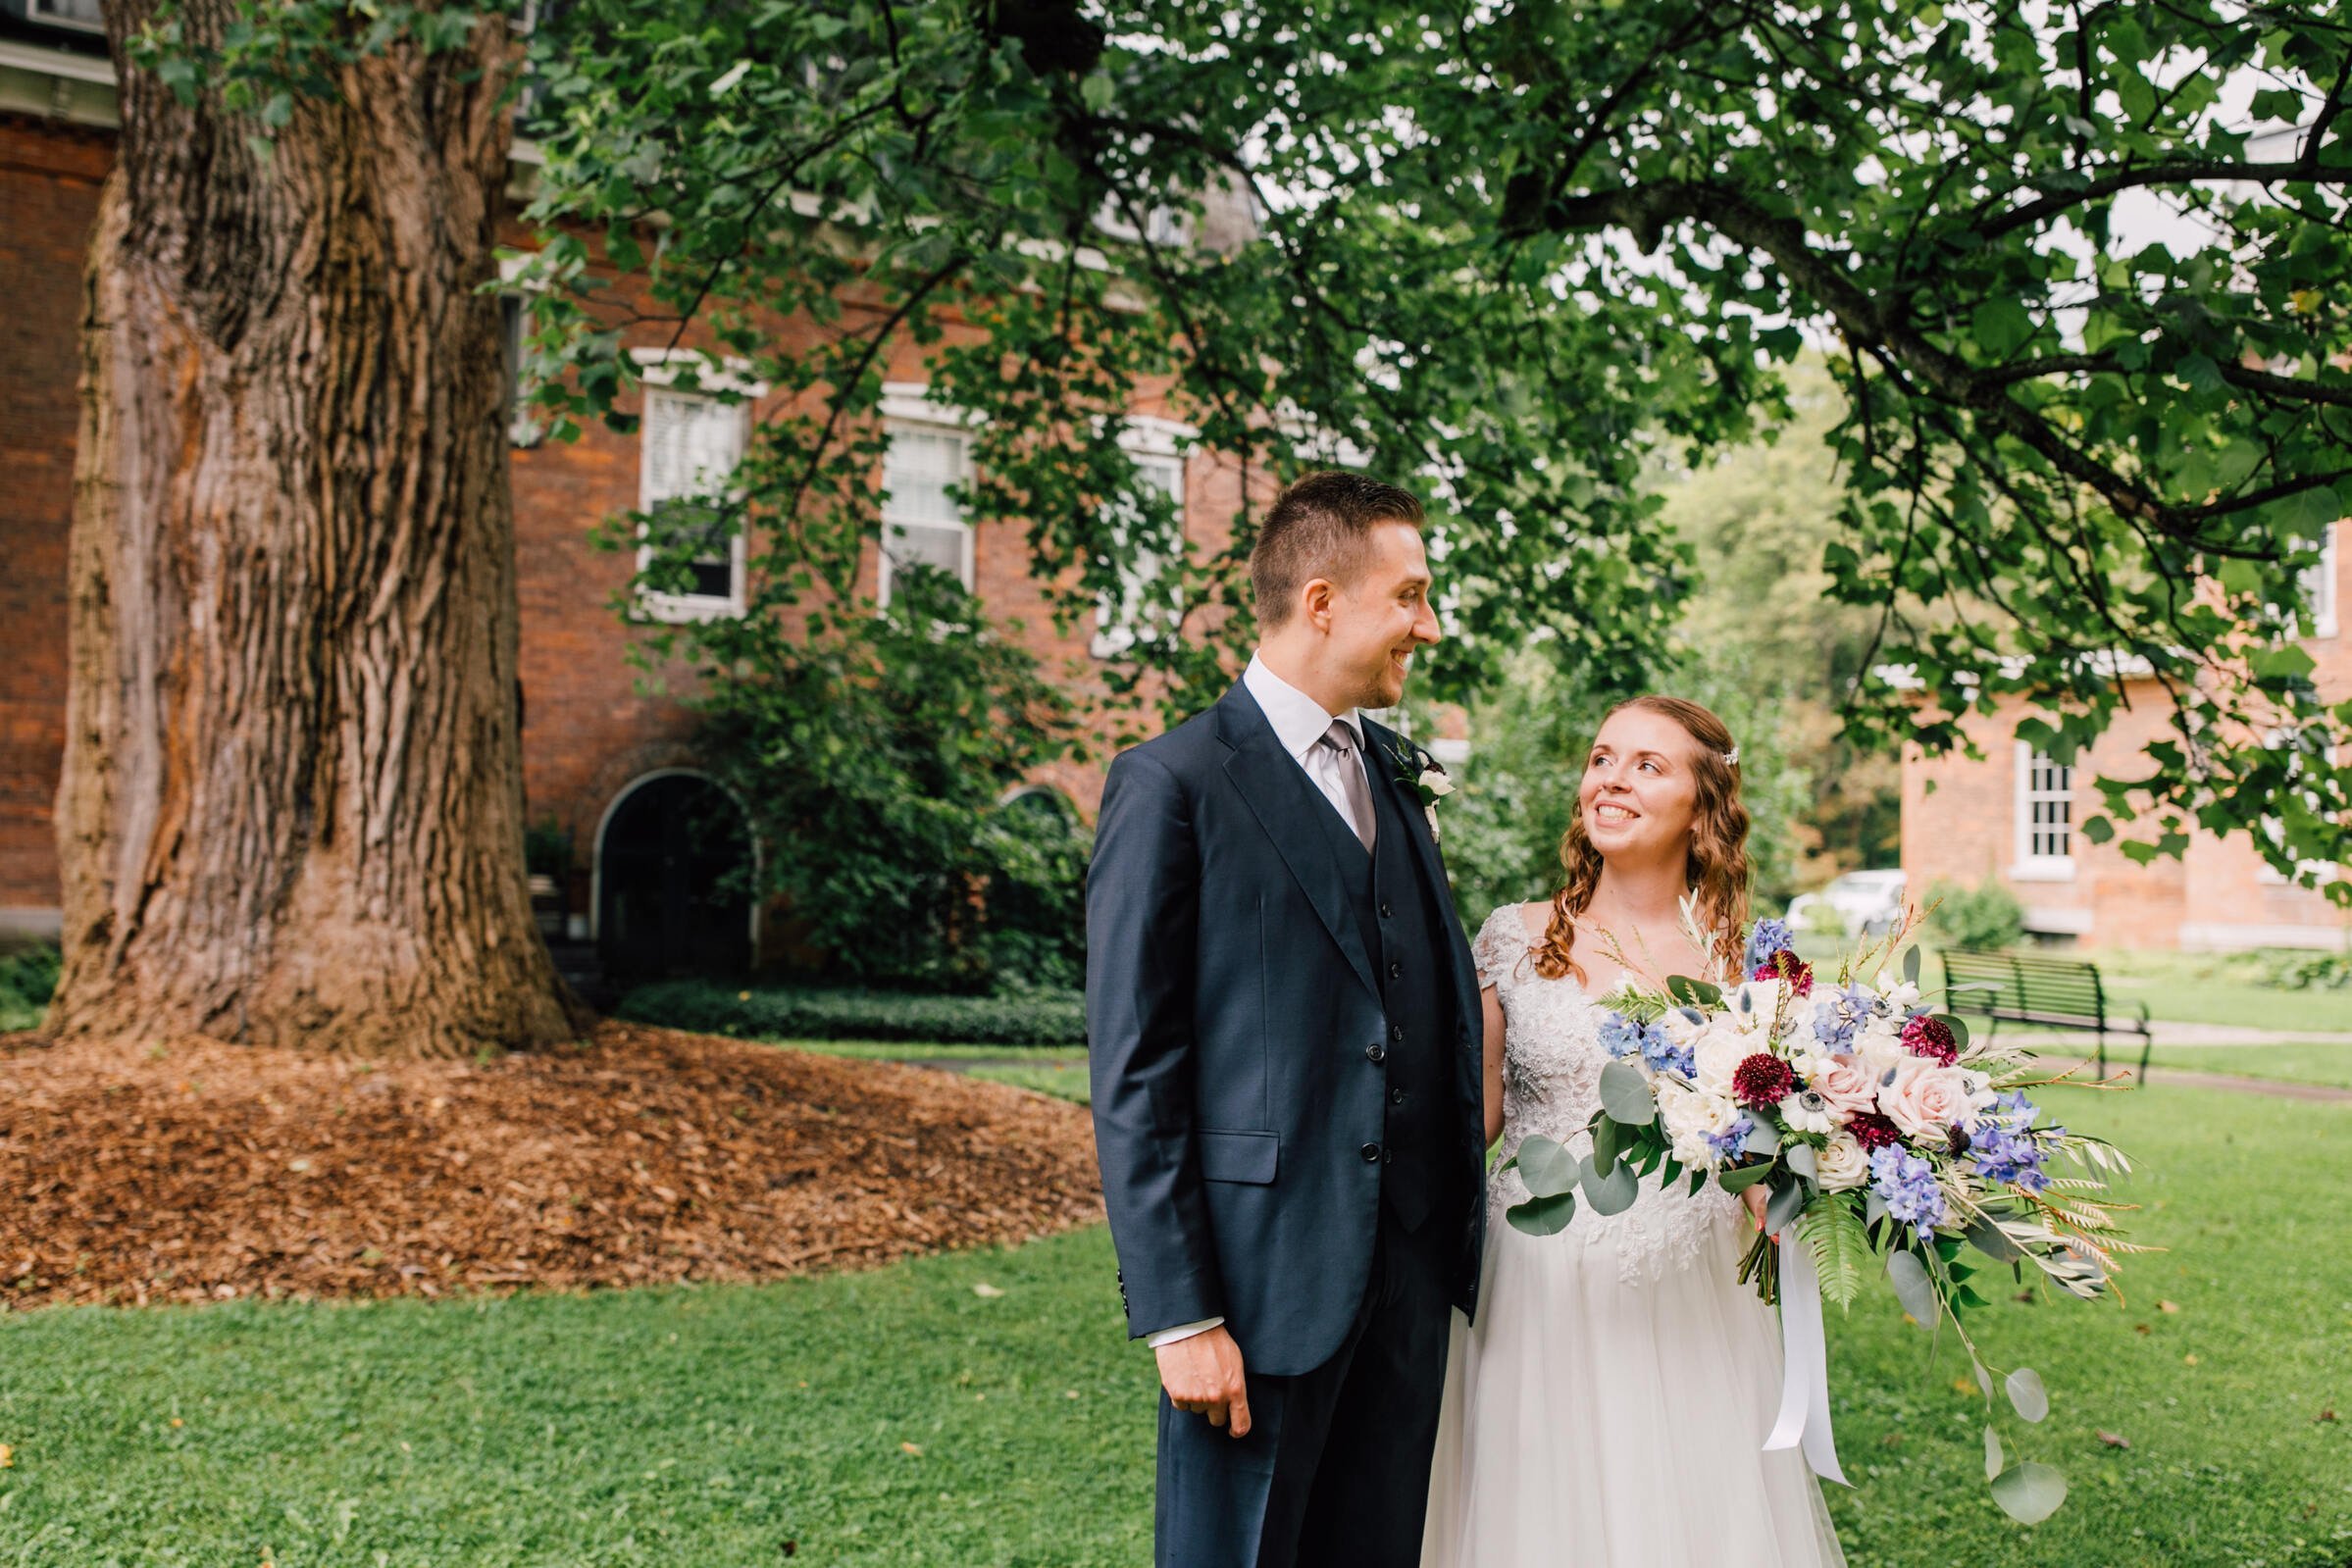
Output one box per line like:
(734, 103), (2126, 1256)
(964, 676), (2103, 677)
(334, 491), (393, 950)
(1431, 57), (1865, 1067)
(1742, 1186), (1776, 1240)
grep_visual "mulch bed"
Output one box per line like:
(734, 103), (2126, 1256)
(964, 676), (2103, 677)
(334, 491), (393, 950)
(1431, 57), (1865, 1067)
(0, 1021), (1102, 1309)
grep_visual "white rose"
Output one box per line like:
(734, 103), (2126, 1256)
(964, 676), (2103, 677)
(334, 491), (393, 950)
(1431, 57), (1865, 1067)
(1690, 1026), (1751, 1099)
(1883, 1060), (1978, 1142)
(1662, 1085), (1742, 1167)
(1815, 1131), (1869, 1191)
(1852, 1026), (1909, 1084)
(1418, 767), (1456, 798)
(1728, 979), (1787, 1032)
(1880, 981), (1924, 1013)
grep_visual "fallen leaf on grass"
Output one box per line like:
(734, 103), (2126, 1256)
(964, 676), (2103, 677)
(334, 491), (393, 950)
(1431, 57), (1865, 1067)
(2096, 1430), (2131, 1449)
(2133, 1324), (2151, 1336)
(971, 1283), (1004, 1298)
(0, 1443), (13, 1468)
(2157, 1299), (2180, 1313)
(2183, 1353), (2199, 1366)
(1952, 1377), (1979, 1397)
(2316, 1408), (2338, 1424)
(900, 1442), (923, 1457)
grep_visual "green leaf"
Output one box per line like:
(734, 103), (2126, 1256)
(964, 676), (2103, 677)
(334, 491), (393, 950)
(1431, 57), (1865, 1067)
(1903, 946), (1922, 986)
(1079, 72), (1115, 113)
(1592, 1113), (1621, 1176)
(1665, 975), (1723, 1008)
(1765, 1177), (1809, 1236)
(1802, 1195), (1871, 1310)
(1516, 1135), (1579, 1199)
(1580, 1153), (1639, 1217)
(1506, 1190), (1577, 1237)
(1931, 1013), (1970, 1049)
(2271, 483), (2342, 541)
(2006, 1366), (2050, 1423)
(1887, 1248), (1941, 1326)
(1965, 1215), (2025, 1264)
(1971, 300), (2036, 356)
(1718, 1161), (1773, 1193)
(1991, 1461), (2069, 1525)
(1598, 1059), (1657, 1125)
(1984, 1425), (2004, 1483)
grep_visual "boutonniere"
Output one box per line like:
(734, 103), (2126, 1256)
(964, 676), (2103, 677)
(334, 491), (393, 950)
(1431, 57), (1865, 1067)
(1388, 743), (1456, 841)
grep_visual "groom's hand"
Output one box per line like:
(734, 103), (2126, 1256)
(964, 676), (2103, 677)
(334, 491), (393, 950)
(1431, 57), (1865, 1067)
(1155, 1325), (1252, 1438)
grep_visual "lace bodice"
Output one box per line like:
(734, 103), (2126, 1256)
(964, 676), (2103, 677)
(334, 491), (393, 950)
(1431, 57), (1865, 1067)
(1476, 903), (1742, 1283)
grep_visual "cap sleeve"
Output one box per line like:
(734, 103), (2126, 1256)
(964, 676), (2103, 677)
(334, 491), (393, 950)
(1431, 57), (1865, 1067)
(1472, 903), (1539, 991)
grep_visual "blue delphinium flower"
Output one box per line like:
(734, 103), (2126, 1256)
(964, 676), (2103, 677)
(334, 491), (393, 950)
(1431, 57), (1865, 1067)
(1745, 918), (1796, 973)
(1869, 1146), (1948, 1235)
(1599, 1012), (1643, 1058)
(1640, 1024), (1696, 1080)
(1706, 1112), (1757, 1164)
(1811, 980), (1880, 1051)
(1968, 1090), (2052, 1191)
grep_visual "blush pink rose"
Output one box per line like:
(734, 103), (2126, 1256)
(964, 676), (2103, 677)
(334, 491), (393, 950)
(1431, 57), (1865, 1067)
(1812, 1055), (1882, 1121)
(1882, 1061), (1977, 1141)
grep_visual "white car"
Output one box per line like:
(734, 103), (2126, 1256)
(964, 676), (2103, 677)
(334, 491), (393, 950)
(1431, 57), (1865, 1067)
(1786, 869), (1908, 938)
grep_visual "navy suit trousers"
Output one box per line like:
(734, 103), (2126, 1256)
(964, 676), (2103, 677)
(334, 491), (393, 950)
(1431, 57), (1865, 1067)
(1152, 1207), (1454, 1568)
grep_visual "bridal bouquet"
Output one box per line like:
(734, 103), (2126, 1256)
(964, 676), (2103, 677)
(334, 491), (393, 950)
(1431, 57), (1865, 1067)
(1503, 904), (2141, 1525)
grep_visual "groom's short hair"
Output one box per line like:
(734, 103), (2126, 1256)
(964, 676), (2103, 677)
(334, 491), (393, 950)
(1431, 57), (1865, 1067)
(1251, 470), (1425, 630)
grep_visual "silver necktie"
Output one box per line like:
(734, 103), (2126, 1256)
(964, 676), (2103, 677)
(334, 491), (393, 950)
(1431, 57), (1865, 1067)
(1317, 720), (1377, 850)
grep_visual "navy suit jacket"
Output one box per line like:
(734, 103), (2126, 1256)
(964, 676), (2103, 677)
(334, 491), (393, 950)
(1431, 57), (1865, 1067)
(1086, 681), (1487, 1378)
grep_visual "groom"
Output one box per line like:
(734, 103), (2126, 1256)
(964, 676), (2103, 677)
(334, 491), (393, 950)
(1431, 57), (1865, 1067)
(1087, 471), (1487, 1566)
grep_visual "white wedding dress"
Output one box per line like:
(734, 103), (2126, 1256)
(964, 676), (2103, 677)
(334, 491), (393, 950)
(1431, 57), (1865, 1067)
(1420, 904), (1847, 1567)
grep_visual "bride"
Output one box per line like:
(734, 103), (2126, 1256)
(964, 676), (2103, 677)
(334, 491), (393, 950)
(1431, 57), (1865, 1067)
(1421, 695), (1846, 1566)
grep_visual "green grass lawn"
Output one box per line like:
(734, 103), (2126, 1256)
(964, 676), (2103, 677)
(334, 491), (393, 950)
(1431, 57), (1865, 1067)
(2139, 1042), (2352, 1089)
(965, 1061), (1091, 1104)
(0, 1086), (2343, 1565)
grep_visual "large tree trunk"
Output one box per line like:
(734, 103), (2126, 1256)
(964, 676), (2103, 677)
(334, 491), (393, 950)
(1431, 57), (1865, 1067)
(51, 2), (587, 1056)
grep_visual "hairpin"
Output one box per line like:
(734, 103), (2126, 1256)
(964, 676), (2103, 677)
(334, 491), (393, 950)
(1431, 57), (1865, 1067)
(1723, 746), (1741, 766)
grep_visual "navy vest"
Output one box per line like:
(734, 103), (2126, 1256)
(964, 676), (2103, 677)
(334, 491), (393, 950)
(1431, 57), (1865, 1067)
(1305, 751), (1466, 1234)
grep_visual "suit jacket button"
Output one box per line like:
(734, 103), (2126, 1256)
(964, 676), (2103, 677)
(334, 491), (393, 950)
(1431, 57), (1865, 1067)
(1361, 1142), (1382, 1163)
(1365, 1043), (1387, 1064)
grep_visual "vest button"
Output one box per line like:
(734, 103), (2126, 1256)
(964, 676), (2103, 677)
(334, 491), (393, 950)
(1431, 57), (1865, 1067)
(1390, 1087), (1406, 1106)
(1365, 1043), (1387, 1065)
(1380, 900), (1395, 919)
(1361, 1142), (1382, 1163)
(1388, 959), (1403, 980)
(1390, 1023), (1405, 1042)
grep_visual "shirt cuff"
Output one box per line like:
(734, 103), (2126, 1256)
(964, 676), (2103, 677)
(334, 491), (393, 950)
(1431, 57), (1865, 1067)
(1146, 1317), (1225, 1348)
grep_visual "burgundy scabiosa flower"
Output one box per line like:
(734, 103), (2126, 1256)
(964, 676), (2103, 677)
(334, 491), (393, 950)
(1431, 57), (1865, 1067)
(1733, 1052), (1797, 1110)
(1752, 947), (1815, 997)
(1902, 1013), (1960, 1065)
(1848, 1111), (1904, 1151)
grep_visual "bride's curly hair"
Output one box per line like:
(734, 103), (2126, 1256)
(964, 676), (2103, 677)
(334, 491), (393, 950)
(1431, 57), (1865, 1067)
(1532, 694), (1753, 987)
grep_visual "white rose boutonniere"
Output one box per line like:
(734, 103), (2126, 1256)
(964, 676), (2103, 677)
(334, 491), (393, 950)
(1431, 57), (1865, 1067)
(1390, 744), (1454, 841)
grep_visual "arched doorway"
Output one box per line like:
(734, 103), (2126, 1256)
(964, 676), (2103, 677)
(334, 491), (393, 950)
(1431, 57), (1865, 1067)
(593, 771), (754, 984)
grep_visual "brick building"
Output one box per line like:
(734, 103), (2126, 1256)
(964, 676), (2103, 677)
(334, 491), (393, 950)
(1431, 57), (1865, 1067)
(1900, 521), (2350, 951)
(0, 21), (1251, 982)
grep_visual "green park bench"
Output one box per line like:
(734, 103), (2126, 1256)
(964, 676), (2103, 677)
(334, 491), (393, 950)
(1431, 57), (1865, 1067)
(1939, 947), (2155, 1087)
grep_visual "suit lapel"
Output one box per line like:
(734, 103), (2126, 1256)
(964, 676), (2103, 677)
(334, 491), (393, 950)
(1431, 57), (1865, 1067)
(1215, 686), (1382, 1006)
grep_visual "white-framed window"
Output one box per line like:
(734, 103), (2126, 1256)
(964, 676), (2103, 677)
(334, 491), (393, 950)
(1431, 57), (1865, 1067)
(878, 385), (977, 605)
(2295, 521), (2340, 639)
(2013, 743), (2076, 880)
(1092, 417), (1192, 659)
(28, 0), (105, 30)
(2256, 731), (2342, 887)
(633, 350), (764, 622)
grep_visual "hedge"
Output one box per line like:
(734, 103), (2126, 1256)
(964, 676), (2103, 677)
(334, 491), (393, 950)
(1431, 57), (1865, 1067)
(615, 980), (1086, 1047)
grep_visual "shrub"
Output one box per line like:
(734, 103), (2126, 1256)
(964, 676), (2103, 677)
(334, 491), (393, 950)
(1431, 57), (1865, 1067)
(617, 980), (1086, 1047)
(2257, 948), (2352, 991)
(1924, 879), (2025, 951)
(0, 942), (60, 1033)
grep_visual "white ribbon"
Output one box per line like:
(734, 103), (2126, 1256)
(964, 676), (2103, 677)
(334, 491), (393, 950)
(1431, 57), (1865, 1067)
(1764, 1232), (1850, 1486)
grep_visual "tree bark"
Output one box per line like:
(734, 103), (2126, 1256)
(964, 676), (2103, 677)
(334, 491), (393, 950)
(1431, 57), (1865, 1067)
(51, 1), (588, 1056)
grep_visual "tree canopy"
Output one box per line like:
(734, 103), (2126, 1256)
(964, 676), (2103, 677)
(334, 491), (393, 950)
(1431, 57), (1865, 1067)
(514, 0), (2350, 896)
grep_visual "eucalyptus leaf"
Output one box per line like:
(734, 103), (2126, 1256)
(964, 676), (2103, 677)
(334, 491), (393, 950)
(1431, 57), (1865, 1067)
(1765, 1178), (1809, 1237)
(1599, 1059), (1657, 1125)
(1887, 1248), (1940, 1327)
(2005, 1367), (2049, 1424)
(1506, 1190), (1577, 1237)
(1742, 1120), (1782, 1158)
(1966, 1216), (2025, 1265)
(1864, 1191), (1890, 1229)
(1904, 946), (1922, 985)
(1983, 1425), (2004, 1483)
(1516, 1135), (1579, 1200)
(1580, 1153), (1640, 1217)
(1783, 1141), (1818, 1181)
(1593, 1113), (1621, 1176)
(1990, 1461), (2068, 1525)
(1932, 1013), (1971, 1050)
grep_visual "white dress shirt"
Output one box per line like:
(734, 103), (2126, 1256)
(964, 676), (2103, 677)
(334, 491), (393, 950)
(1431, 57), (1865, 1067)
(1147, 654), (1372, 1351)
